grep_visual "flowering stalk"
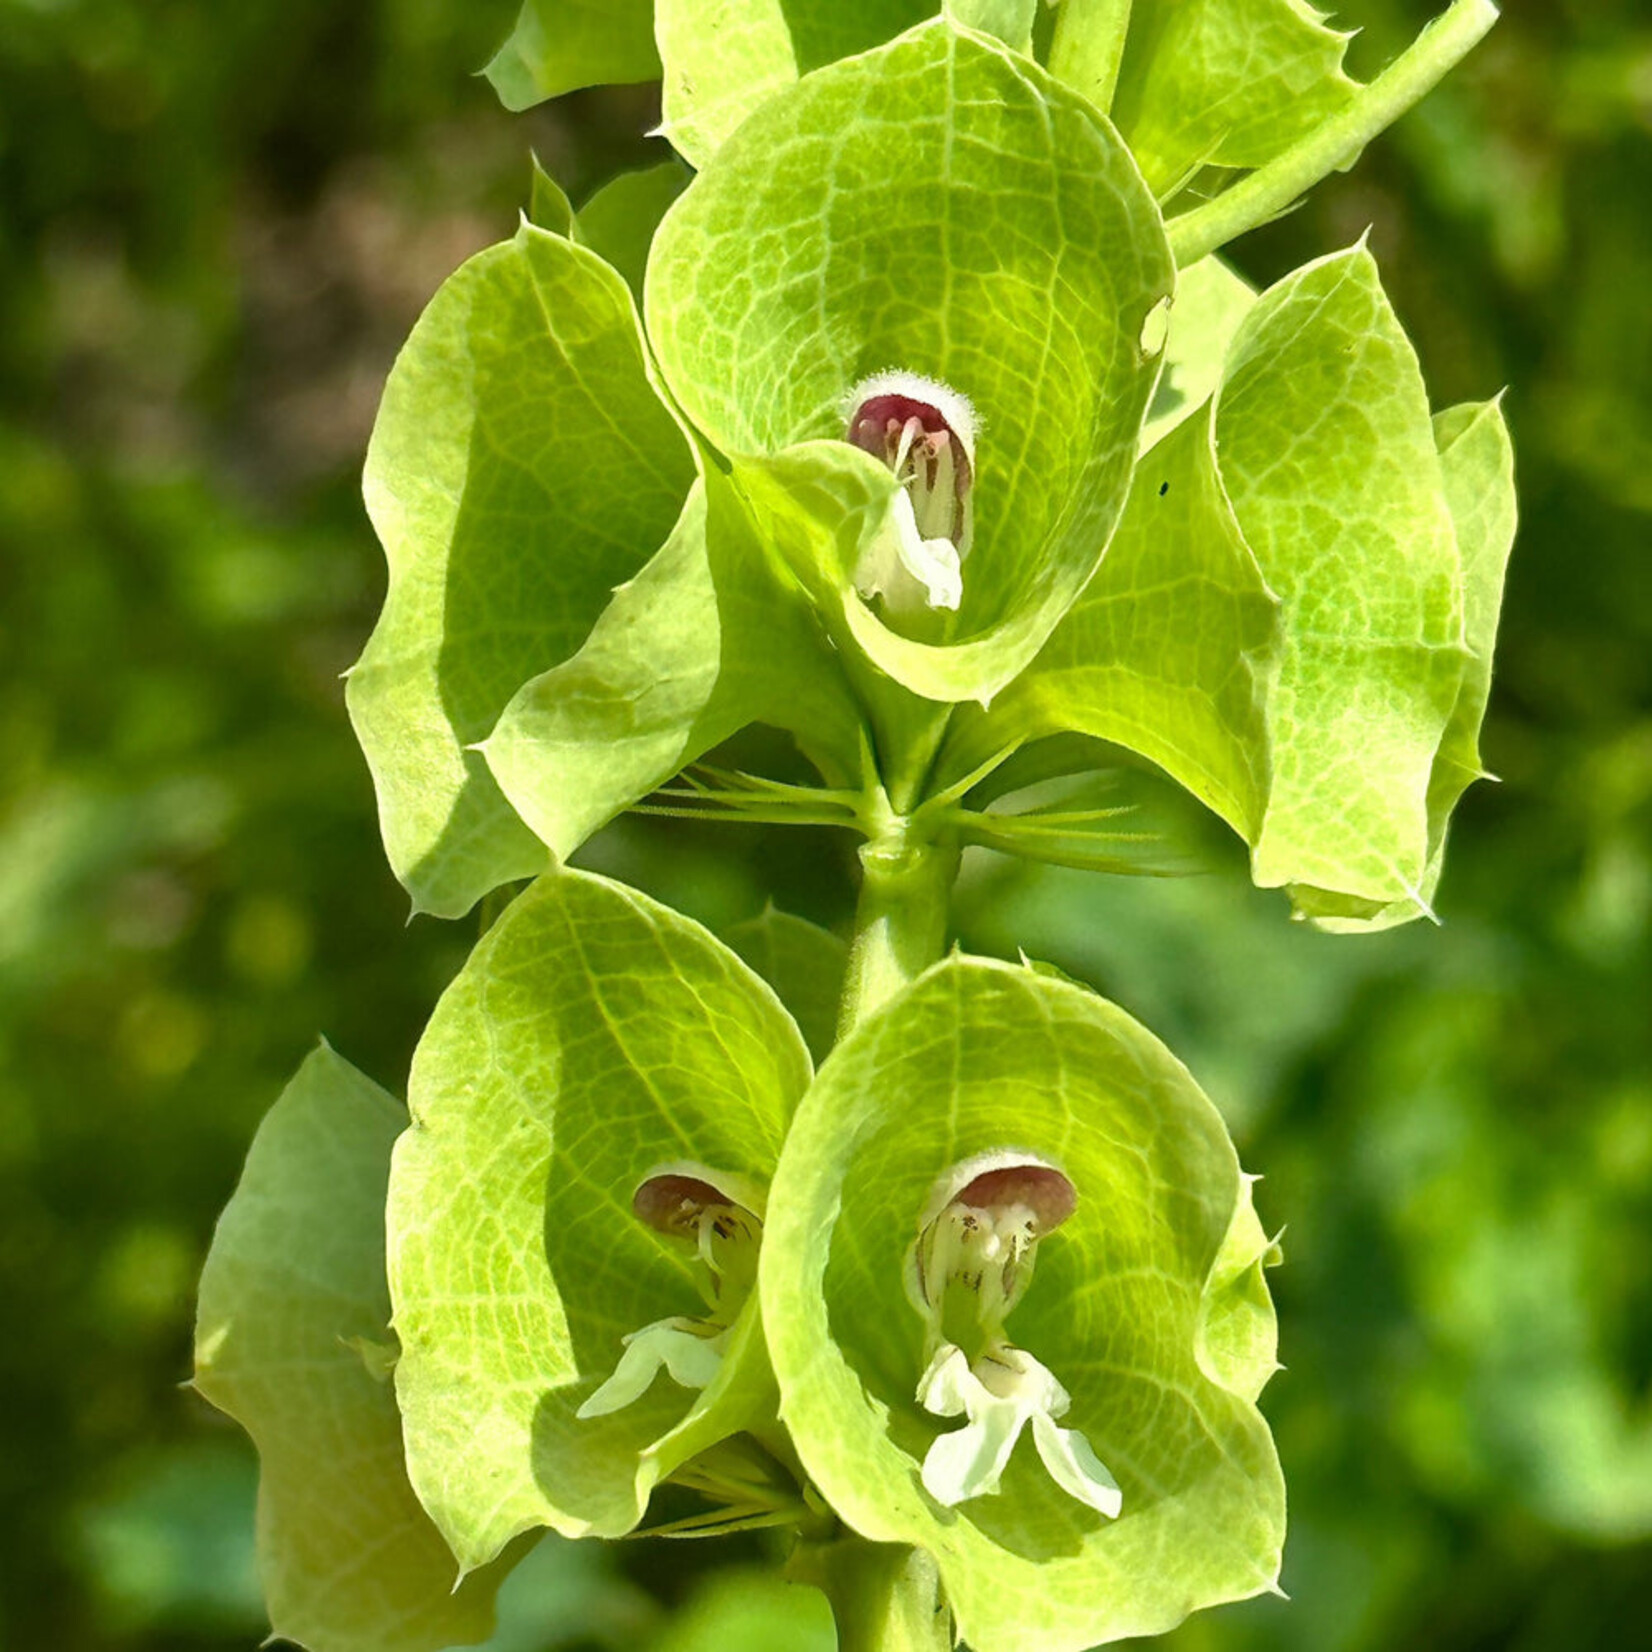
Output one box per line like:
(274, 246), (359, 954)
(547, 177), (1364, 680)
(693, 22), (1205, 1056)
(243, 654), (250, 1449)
(837, 810), (958, 1039)
(1167, 0), (1500, 267)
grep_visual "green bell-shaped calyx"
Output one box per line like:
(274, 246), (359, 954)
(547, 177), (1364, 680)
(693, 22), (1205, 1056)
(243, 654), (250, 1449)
(941, 243), (1515, 926)
(348, 221), (697, 918)
(644, 18), (1175, 704)
(194, 1046), (521, 1652)
(386, 867), (812, 1564)
(352, 195), (865, 909)
(762, 956), (1284, 1651)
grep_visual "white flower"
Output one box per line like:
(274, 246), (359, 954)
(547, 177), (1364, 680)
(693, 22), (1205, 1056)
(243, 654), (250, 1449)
(905, 1148), (1078, 1342)
(576, 1163), (762, 1422)
(918, 1342), (1122, 1518)
(866, 491), (965, 612)
(575, 1318), (728, 1418)
(844, 370), (978, 615)
(905, 1149), (1120, 1517)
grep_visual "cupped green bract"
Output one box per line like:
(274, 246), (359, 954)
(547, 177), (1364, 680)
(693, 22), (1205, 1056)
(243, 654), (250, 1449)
(386, 868), (812, 1567)
(645, 19), (1175, 705)
(1304, 395), (1516, 928)
(946, 243), (1497, 926)
(761, 958), (1284, 1651)
(485, 0), (661, 111)
(1108, 0), (1357, 197)
(1222, 244), (1470, 919)
(194, 1046), (520, 1652)
(349, 221), (694, 918)
(481, 462), (867, 863)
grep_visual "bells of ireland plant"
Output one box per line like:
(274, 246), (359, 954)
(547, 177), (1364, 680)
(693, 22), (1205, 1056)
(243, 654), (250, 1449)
(193, 4), (1523, 1649)
(762, 956), (1284, 1652)
(385, 866), (813, 1565)
(456, 15), (1176, 878)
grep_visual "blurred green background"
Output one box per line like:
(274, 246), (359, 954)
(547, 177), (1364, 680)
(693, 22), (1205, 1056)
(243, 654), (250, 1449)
(1, 1), (1648, 1648)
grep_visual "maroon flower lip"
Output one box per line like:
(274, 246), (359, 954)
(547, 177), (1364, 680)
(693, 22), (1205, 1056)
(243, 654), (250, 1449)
(951, 1163), (1077, 1238)
(845, 389), (973, 549)
(906, 1150), (1079, 1339)
(916, 1147), (1076, 1232)
(633, 1171), (757, 1238)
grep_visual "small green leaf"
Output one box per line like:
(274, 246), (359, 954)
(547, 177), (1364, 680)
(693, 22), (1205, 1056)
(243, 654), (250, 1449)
(528, 154), (575, 236)
(1111, 0), (1358, 197)
(1308, 396), (1516, 930)
(763, 958), (1284, 1651)
(646, 20), (1174, 704)
(722, 906), (849, 1065)
(387, 869), (812, 1567)
(654, 0), (935, 168)
(1140, 254), (1257, 453)
(482, 465), (865, 865)
(944, 403), (1278, 846)
(194, 1046), (518, 1652)
(485, 0), (661, 112)
(573, 161), (690, 302)
(1220, 244), (1467, 917)
(349, 222), (694, 917)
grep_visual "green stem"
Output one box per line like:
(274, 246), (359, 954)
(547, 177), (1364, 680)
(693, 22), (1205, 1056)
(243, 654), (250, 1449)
(1166, 0), (1500, 268)
(840, 645), (954, 818)
(1048, 0), (1134, 114)
(838, 807), (958, 1039)
(799, 1538), (952, 1652)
